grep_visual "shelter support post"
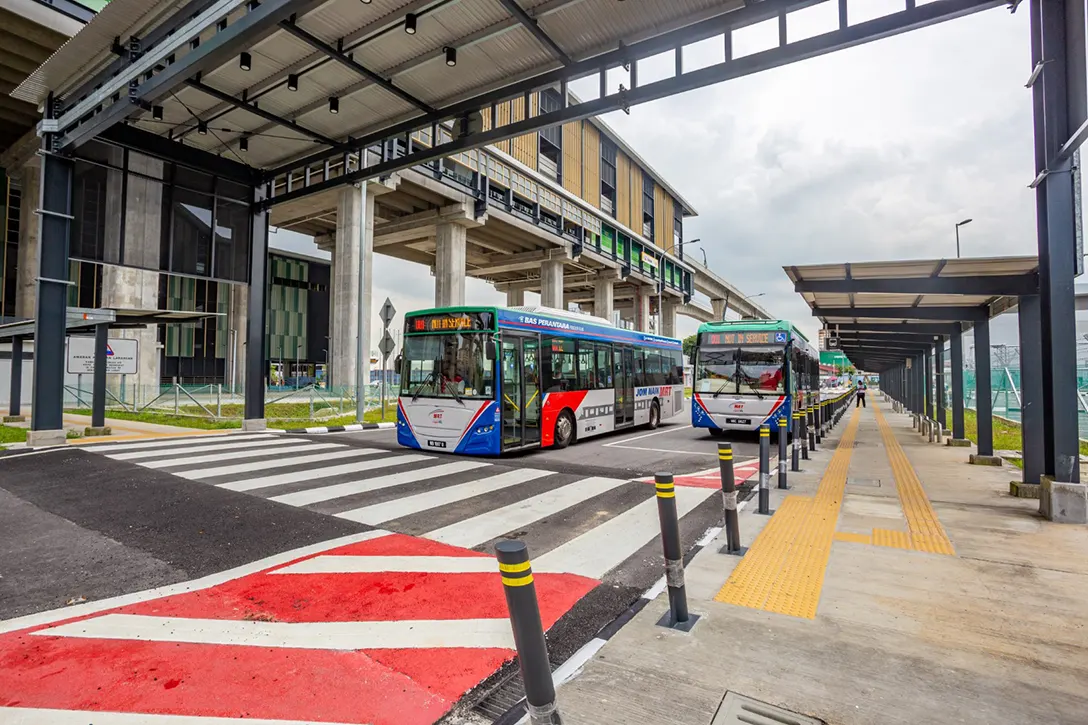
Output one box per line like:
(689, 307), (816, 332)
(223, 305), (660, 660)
(970, 319), (999, 464)
(6, 336), (24, 421)
(951, 333), (967, 442)
(925, 346), (934, 421)
(936, 339), (946, 429)
(244, 184), (270, 429)
(90, 324), (109, 431)
(29, 144), (73, 448)
(1019, 295), (1045, 485)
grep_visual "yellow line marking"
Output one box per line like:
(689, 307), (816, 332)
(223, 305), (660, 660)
(714, 405), (862, 620)
(872, 404), (956, 556)
(833, 531), (872, 545)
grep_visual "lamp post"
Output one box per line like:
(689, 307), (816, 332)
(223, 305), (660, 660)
(955, 218), (973, 258)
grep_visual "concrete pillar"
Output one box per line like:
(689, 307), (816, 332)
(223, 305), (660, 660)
(540, 259), (564, 309)
(435, 222), (467, 307)
(634, 286), (652, 332)
(661, 297), (678, 339)
(506, 287), (525, 307)
(228, 283), (248, 394)
(711, 297), (727, 321)
(329, 182), (374, 391)
(14, 164), (40, 319)
(100, 152), (163, 407)
(594, 274), (614, 323)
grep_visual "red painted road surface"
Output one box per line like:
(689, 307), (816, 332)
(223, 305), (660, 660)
(640, 459), (761, 489)
(0, 532), (598, 724)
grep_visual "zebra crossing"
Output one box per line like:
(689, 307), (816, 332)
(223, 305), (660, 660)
(86, 432), (725, 583)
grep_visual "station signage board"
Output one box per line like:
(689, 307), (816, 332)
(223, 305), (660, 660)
(700, 331), (785, 346)
(66, 336), (138, 375)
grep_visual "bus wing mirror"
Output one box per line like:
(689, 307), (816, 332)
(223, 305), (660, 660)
(485, 339), (497, 361)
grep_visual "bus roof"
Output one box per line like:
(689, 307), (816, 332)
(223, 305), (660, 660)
(697, 319), (811, 343)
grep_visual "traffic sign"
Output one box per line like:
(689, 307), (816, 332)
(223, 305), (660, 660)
(827, 337), (840, 349)
(380, 297), (397, 328)
(379, 330), (396, 358)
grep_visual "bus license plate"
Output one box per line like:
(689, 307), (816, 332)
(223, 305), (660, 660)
(725, 418), (750, 425)
(427, 440), (447, 449)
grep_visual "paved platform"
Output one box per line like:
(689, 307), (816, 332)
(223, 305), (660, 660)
(554, 396), (1088, 725)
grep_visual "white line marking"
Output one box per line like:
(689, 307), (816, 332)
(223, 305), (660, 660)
(0, 530), (390, 635)
(0, 709), (335, 725)
(269, 460), (489, 507)
(335, 468), (552, 525)
(552, 637), (607, 687)
(425, 476), (630, 548)
(219, 453), (432, 492)
(86, 433), (274, 453)
(643, 576), (667, 601)
(606, 444), (718, 456)
(533, 486), (717, 579)
(273, 555), (497, 575)
(601, 427), (688, 447)
(140, 442), (346, 469)
(36, 613), (516, 650)
(107, 437), (306, 461)
(181, 449), (382, 480)
(696, 525), (724, 547)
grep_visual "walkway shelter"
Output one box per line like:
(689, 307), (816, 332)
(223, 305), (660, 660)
(784, 256), (1064, 489)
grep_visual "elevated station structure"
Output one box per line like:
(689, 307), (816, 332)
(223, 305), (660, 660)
(5, 0), (1075, 449)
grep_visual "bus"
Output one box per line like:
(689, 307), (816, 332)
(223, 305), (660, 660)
(690, 320), (820, 434)
(397, 305), (685, 455)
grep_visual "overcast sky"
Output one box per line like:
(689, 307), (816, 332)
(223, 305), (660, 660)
(277, 3), (1041, 353)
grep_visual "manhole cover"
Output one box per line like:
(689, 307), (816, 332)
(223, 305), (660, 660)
(846, 477), (881, 487)
(712, 693), (824, 725)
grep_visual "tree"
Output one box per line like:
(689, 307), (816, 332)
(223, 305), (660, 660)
(683, 334), (697, 360)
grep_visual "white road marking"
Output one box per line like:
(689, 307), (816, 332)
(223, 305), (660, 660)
(108, 437), (306, 461)
(86, 433), (274, 453)
(606, 444), (718, 456)
(269, 460), (490, 507)
(0, 709), (329, 725)
(0, 530), (391, 635)
(273, 555), (497, 575)
(600, 427), (688, 446)
(336, 468), (552, 525)
(141, 442), (346, 469)
(36, 613), (515, 650)
(533, 486), (717, 579)
(219, 453), (432, 492)
(180, 449), (382, 480)
(425, 476), (630, 548)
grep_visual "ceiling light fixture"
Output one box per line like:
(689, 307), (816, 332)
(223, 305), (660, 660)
(240, 136), (249, 152)
(152, 105), (163, 121)
(240, 52), (251, 71)
(404, 12), (417, 34)
(197, 120), (208, 135)
(329, 96), (339, 114)
(287, 73), (299, 91)
(444, 46), (457, 67)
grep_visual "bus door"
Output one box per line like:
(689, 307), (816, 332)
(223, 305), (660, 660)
(501, 335), (542, 449)
(614, 345), (636, 427)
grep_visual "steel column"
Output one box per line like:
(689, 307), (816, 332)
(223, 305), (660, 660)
(974, 319), (994, 457)
(951, 333), (966, 439)
(8, 336), (23, 418)
(935, 340), (946, 429)
(1018, 294), (1046, 484)
(244, 185), (270, 423)
(91, 324), (108, 429)
(924, 345), (934, 420)
(30, 144), (73, 436)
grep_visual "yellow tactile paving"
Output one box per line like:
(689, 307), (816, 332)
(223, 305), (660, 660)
(871, 404), (956, 556)
(833, 531), (872, 545)
(872, 528), (912, 550)
(715, 405), (862, 619)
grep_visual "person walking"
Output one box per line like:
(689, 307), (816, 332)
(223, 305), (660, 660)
(856, 379), (867, 408)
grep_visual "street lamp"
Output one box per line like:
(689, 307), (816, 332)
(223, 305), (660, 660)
(677, 238), (703, 264)
(955, 218), (973, 258)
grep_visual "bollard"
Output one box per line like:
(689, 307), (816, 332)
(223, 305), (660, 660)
(814, 403), (822, 446)
(777, 415), (788, 490)
(807, 405), (817, 452)
(791, 412), (801, 471)
(495, 541), (562, 725)
(655, 473), (699, 631)
(800, 407), (810, 460)
(757, 425), (772, 515)
(717, 445), (745, 556)
(928, 418), (935, 443)
(935, 422), (943, 445)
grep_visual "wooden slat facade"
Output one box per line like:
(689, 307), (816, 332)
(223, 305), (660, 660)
(561, 121), (582, 197)
(630, 168), (643, 238)
(511, 94), (538, 170)
(615, 151), (631, 228)
(582, 122), (600, 209)
(654, 184), (674, 252)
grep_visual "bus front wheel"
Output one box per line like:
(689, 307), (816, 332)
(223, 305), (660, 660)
(553, 410), (576, 449)
(647, 400), (661, 430)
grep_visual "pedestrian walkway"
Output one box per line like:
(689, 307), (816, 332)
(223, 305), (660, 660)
(554, 395), (1088, 725)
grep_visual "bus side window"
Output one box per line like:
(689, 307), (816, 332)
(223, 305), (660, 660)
(544, 338), (576, 392)
(595, 343), (612, 389)
(668, 350), (683, 385)
(576, 340), (596, 391)
(633, 350), (646, 387)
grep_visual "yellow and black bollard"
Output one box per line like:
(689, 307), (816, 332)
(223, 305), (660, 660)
(777, 415), (788, 490)
(814, 402), (823, 446)
(791, 412), (802, 471)
(757, 424), (772, 515)
(808, 405), (817, 452)
(717, 444), (745, 555)
(495, 541), (562, 725)
(655, 473), (700, 631)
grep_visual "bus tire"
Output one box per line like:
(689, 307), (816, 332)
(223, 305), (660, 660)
(709, 428), (727, 438)
(647, 400), (661, 430)
(553, 410), (576, 449)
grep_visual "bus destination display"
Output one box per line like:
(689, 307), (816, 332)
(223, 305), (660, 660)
(409, 312), (493, 332)
(701, 331), (784, 346)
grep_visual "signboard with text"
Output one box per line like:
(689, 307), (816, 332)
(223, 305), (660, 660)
(699, 331), (788, 346)
(67, 336), (138, 375)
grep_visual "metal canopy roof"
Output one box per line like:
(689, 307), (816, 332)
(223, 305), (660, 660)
(0, 308), (219, 339)
(784, 256), (1040, 371)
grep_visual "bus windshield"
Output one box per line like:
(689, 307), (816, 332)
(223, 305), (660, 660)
(402, 333), (494, 401)
(696, 345), (786, 396)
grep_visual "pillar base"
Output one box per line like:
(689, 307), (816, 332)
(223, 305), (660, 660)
(969, 454), (1003, 467)
(242, 418), (267, 432)
(84, 426), (112, 437)
(1040, 477), (1088, 523)
(27, 429), (67, 447)
(946, 438), (971, 447)
(1009, 481), (1042, 499)
(3, 415), (25, 423)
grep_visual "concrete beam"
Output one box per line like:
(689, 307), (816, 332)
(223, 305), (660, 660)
(470, 247), (573, 277)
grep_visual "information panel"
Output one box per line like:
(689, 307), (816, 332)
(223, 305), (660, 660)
(407, 311), (494, 333)
(700, 331), (788, 346)
(67, 336), (139, 375)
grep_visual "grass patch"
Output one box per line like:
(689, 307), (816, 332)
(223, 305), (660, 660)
(68, 409), (240, 430)
(943, 408), (1088, 467)
(0, 425), (28, 448)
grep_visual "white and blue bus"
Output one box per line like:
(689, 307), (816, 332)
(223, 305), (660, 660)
(397, 305), (684, 455)
(690, 320), (820, 434)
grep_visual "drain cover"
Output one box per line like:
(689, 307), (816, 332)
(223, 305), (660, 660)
(712, 693), (824, 725)
(846, 477), (881, 487)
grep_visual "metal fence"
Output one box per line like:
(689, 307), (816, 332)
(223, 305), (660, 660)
(944, 366), (1088, 439)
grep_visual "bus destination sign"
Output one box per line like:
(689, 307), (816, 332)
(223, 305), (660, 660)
(701, 331), (785, 346)
(409, 312), (493, 333)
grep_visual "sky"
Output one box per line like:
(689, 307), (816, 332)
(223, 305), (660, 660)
(276, 2), (1048, 356)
